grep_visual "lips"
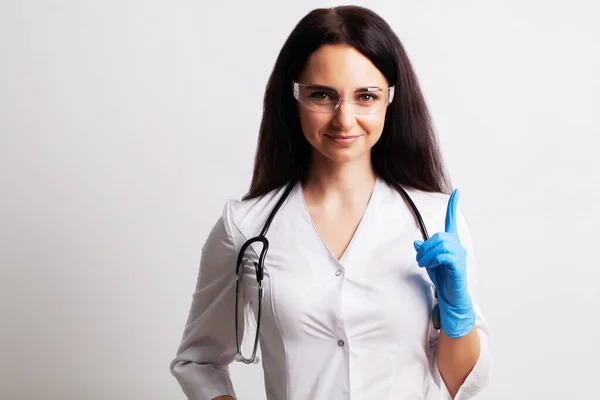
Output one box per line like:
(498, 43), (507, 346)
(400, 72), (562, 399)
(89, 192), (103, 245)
(326, 135), (361, 145)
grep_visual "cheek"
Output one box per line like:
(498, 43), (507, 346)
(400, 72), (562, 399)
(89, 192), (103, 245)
(360, 114), (386, 140)
(299, 111), (331, 139)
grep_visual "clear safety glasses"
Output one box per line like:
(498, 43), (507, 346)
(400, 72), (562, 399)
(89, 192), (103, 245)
(292, 81), (395, 115)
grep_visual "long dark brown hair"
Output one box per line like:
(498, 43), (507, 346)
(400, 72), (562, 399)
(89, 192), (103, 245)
(243, 5), (451, 200)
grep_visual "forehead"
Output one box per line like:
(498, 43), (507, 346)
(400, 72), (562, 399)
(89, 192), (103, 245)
(298, 44), (388, 88)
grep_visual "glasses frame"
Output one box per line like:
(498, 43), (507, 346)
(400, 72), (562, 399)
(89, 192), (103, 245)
(292, 81), (395, 114)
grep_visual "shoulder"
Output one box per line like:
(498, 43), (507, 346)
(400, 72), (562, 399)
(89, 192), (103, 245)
(220, 183), (296, 242)
(378, 179), (449, 216)
(378, 179), (469, 233)
(403, 187), (451, 217)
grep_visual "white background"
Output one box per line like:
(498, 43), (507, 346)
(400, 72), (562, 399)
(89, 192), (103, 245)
(1, 1), (599, 399)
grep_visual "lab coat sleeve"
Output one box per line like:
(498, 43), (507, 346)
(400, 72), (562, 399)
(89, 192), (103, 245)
(428, 208), (492, 399)
(170, 201), (243, 400)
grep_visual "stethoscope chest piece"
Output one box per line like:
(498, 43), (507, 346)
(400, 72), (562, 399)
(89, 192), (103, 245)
(431, 303), (441, 330)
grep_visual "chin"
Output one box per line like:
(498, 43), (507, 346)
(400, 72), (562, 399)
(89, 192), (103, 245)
(321, 146), (370, 165)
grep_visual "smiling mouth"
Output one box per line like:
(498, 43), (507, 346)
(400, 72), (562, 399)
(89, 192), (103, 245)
(325, 134), (361, 145)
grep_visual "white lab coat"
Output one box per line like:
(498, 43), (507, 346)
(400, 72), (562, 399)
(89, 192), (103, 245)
(170, 176), (492, 399)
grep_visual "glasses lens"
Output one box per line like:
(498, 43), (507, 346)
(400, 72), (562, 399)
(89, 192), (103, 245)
(294, 83), (389, 115)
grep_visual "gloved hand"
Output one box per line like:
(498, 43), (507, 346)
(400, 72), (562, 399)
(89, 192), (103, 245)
(413, 189), (476, 338)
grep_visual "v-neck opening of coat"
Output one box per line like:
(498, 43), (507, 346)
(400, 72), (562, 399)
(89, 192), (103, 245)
(298, 176), (380, 266)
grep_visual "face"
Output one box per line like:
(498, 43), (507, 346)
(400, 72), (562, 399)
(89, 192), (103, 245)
(296, 44), (391, 166)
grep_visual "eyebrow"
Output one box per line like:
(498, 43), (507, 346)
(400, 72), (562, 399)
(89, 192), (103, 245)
(304, 84), (384, 92)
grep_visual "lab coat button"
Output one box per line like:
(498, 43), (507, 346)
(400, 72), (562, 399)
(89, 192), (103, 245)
(335, 270), (342, 276)
(337, 340), (345, 347)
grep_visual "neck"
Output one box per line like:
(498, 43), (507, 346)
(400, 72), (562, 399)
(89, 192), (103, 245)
(302, 152), (377, 205)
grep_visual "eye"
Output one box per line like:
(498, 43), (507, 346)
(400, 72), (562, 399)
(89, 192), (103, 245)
(309, 91), (333, 101)
(357, 93), (379, 102)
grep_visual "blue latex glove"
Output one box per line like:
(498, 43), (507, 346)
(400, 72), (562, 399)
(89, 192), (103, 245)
(413, 189), (476, 338)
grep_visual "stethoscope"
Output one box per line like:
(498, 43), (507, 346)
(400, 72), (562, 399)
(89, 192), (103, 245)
(234, 179), (440, 364)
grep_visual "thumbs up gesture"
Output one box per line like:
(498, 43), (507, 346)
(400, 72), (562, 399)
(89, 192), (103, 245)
(413, 189), (476, 338)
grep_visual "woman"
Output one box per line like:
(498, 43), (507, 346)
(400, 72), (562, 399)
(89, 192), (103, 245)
(170, 5), (491, 400)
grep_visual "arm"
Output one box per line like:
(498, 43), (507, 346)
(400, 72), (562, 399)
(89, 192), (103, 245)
(432, 206), (492, 399)
(416, 191), (492, 399)
(170, 201), (244, 400)
(436, 326), (481, 397)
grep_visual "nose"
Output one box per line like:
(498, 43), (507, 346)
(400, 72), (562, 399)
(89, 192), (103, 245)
(332, 99), (356, 130)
